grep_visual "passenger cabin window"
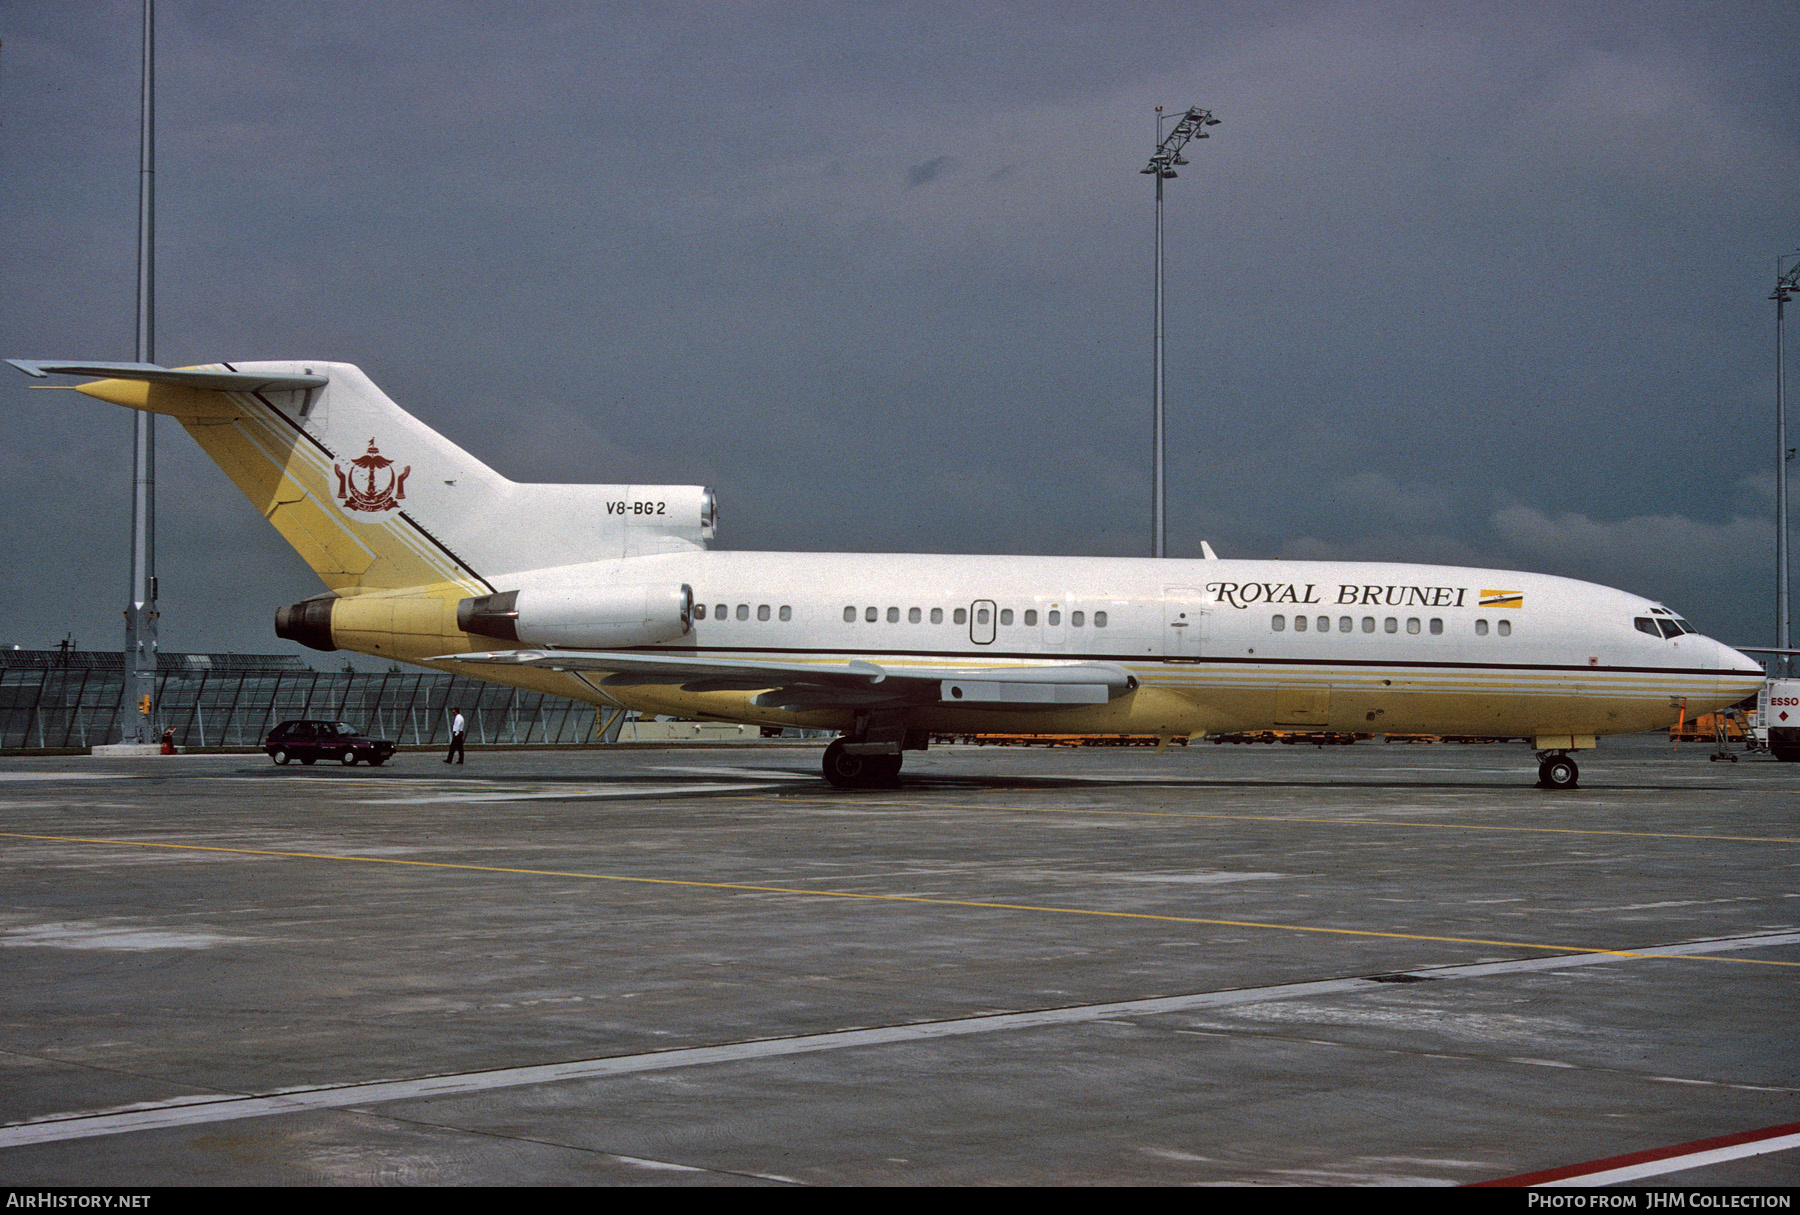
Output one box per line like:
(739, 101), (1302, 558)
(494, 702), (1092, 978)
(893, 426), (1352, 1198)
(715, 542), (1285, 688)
(1000, 609), (1014, 625)
(1072, 611), (1085, 627)
(1048, 610), (1062, 625)
(976, 607), (990, 624)
(757, 605), (770, 621)
(1272, 615), (1286, 631)
(1497, 619), (1510, 636)
(931, 608), (944, 624)
(1360, 617), (1374, 633)
(715, 604), (727, 620)
(1406, 618), (1421, 634)
(1338, 617), (1352, 633)
(955, 608), (967, 625)
(1475, 619), (1488, 636)
(1295, 616), (1308, 632)
(1025, 610), (1039, 626)
(1095, 611), (1107, 627)
(843, 606), (856, 622)
(1429, 618), (1443, 635)
(1316, 616), (1329, 632)
(909, 607), (921, 623)
(1384, 617), (1397, 633)
(695, 604), (706, 620)
(736, 604), (749, 621)
(866, 607), (878, 623)
(886, 607), (899, 623)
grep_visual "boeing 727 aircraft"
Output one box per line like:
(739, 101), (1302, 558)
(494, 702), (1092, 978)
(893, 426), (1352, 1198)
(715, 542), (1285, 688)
(10, 358), (1767, 789)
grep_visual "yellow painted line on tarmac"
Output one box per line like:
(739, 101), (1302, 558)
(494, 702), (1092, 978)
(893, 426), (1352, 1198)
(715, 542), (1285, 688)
(1, 831), (1795, 969)
(762, 798), (1800, 846)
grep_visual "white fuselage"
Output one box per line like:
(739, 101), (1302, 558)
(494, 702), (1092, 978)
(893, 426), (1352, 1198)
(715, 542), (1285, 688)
(494, 550), (1763, 742)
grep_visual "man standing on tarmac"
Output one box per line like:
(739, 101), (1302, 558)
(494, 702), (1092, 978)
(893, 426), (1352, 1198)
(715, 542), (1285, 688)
(445, 707), (466, 764)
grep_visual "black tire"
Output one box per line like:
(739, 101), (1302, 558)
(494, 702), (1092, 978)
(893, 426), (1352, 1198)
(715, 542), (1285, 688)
(823, 739), (870, 789)
(1538, 756), (1579, 790)
(301, 755), (317, 766)
(340, 752), (358, 766)
(272, 749), (290, 766)
(368, 756), (387, 767)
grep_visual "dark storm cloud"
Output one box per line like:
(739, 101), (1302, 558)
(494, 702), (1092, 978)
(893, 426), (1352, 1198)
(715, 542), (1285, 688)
(1, 0), (1796, 658)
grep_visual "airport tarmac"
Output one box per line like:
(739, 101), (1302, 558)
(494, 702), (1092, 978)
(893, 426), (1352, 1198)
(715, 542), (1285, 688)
(0, 735), (1794, 1187)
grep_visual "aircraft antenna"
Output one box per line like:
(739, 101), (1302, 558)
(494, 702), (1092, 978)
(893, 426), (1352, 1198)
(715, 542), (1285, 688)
(1140, 105), (1220, 558)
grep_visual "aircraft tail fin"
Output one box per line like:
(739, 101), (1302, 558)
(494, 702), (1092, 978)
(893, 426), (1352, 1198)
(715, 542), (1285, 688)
(15, 360), (716, 597)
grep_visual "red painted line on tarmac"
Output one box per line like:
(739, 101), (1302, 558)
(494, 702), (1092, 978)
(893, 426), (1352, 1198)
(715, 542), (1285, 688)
(1471, 1120), (1800, 1187)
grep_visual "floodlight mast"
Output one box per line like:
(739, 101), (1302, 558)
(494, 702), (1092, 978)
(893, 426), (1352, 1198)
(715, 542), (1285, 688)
(125, 0), (158, 743)
(1775, 252), (1800, 679)
(1140, 105), (1219, 558)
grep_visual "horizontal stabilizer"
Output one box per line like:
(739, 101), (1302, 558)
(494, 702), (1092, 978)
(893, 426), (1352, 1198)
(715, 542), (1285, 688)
(7, 360), (328, 393)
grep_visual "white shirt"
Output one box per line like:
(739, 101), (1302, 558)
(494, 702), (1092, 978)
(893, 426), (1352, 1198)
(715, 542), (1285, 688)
(451, 713), (466, 735)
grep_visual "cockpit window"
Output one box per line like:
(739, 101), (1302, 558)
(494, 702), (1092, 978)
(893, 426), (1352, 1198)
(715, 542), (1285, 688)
(1637, 616), (1697, 639)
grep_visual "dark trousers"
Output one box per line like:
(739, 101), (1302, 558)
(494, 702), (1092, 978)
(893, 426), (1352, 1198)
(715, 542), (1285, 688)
(445, 731), (465, 763)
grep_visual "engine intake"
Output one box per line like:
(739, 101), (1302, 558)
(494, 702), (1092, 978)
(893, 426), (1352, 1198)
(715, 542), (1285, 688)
(457, 590), (521, 641)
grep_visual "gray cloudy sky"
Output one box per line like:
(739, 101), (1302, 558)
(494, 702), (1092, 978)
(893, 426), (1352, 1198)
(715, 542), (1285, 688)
(2, 1), (1797, 659)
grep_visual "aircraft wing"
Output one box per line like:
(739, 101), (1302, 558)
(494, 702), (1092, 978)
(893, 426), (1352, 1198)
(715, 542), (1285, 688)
(438, 649), (1138, 712)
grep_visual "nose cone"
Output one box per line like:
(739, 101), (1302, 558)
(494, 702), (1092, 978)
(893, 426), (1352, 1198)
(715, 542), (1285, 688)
(1705, 636), (1768, 693)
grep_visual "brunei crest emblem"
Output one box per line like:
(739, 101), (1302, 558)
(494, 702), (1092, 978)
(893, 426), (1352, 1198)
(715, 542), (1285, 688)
(333, 439), (411, 513)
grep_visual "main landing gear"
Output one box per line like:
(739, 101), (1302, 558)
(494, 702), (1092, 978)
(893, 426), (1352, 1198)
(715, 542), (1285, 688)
(822, 711), (929, 789)
(1535, 752), (1579, 790)
(822, 738), (902, 789)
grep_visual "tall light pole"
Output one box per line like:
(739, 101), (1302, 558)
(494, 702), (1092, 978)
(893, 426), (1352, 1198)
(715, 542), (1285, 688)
(1774, 252), (1800, 679)
(125, 0), (158, 742)
(1140, 105), (1219, 558)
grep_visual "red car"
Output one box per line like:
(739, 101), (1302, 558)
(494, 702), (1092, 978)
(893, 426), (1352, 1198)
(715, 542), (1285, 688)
(264, 720), (396, 766)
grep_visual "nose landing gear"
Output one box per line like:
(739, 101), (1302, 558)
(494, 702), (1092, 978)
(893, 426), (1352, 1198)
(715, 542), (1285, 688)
(1536, 752), (1579, 790)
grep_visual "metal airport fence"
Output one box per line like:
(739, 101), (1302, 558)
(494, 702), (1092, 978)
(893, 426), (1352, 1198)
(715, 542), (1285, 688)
(0, 649), (621, 751)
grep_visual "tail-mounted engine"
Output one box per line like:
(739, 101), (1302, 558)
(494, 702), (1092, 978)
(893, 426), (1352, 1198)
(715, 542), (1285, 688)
(457, 584), (693, 649)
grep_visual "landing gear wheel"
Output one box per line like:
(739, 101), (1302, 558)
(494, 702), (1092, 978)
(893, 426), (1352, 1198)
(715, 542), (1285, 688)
(272, 749), (290, 766)
(1537, 755), (1579, 790)
(822, 741), (904, 789)
(822, 739), (868, 789)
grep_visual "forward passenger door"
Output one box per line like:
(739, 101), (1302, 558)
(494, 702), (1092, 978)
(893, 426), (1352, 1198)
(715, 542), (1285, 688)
(969, 600), (996, 645)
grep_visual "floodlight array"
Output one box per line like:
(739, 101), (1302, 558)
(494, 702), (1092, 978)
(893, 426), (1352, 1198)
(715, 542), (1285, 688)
(1140, 106), (1221, 179)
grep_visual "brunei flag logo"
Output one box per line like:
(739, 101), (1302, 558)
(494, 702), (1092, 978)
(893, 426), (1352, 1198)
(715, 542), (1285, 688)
(1480, 589), (1524, 609)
